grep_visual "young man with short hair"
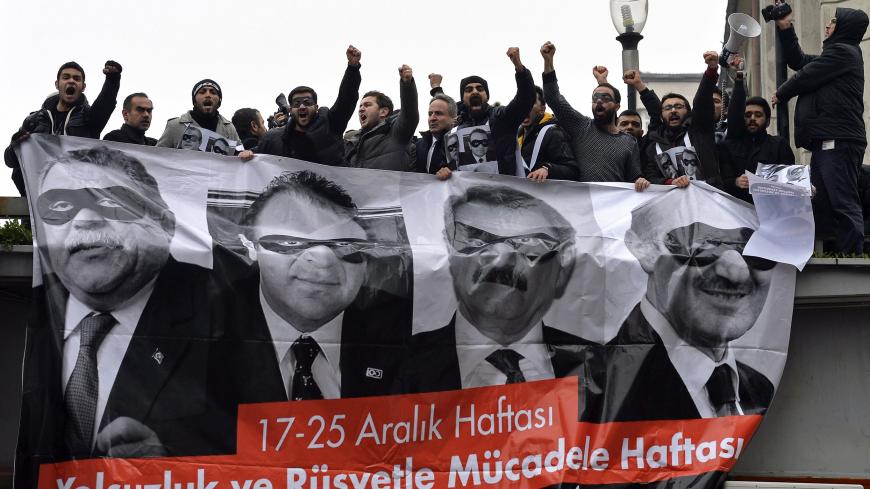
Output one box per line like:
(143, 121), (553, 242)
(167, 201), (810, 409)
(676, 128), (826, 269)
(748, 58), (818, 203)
(103, 93), (156, 146)
(5, 60), (122, 195)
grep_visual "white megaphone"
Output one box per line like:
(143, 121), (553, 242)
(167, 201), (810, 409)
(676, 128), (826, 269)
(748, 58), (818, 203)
(720, 13), (762, 67)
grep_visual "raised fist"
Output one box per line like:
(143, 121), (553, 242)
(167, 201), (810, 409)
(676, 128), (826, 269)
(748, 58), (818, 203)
(103, 60), (122, 75)
(506, 47), (522, 69)
(346, 45), (362, 66)
(540, 41), (556, 60)
(592, 66), (609, 84)
(428, 73), (443, 89)
(399, 64), (413, 82)
(703, 51), (719, 69)
(622, 70), (646, 90)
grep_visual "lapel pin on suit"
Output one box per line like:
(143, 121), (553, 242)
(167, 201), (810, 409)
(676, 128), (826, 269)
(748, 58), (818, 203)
(365, 367), (383, 379)
(151, 348), (165, 365)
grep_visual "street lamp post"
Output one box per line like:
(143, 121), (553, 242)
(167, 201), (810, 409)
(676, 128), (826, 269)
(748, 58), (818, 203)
(610, 0), (648, 111)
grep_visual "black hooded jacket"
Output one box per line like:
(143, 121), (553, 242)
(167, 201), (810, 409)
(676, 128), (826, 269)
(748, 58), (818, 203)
(257, 65), (361, 166)
(777, 7), (869, 149)
(4, 73), (121, 195)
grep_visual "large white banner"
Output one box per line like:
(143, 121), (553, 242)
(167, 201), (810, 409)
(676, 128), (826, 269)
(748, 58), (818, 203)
(15, 135), (798, 489)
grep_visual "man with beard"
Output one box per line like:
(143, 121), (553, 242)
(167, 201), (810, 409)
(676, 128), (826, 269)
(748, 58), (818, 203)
(429, 47), (535, 176)
(539, 43), (649, 191)
(773, 4), (868, 254)
(103, 93), (156, 146)
(582, 186), (776, 424)
(157, 79), (252, 160)
(631, 52), (723, 188)
(258, 46), (363, 166)
(231, 108), (268, 151)
(413, 92), (457, 175)
(397, 185), (595, 393)
(345, 64), (419, 170)
(721, 69), (795, 202)
(17, 146), (234, 489)
(231, 170), (410, 402)
(517, 86), (578, 181)
(5, 60), (122, 196)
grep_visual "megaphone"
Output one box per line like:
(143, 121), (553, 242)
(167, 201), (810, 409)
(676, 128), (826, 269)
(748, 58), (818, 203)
(720, 13), (762, 68)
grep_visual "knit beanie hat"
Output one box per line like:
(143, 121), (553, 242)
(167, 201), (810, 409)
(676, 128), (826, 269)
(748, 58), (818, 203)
(192, 79), (222, 106)
(459, 76), (489, 99)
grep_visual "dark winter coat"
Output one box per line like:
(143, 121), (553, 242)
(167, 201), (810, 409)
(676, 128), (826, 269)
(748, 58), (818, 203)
(516, 113), (579, 180)
(433, 67), (535, 175)
(640, 69), (723, 188)
(776, 8), (869, 149)
(413, 130), (451, 174)
(344, 79), (419, 171)
(721, 78), (795, 202)
(4, 73), (121, 195)
(103, 124), (157, 146)
(258, 65), (361, 166)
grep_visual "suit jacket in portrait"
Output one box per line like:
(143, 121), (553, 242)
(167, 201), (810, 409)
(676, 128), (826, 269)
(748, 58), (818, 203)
(395, 314), (600, 395)
(15, 257), (237, 489)
(224, 266), (413, 405)
(580, 303), (774, 423)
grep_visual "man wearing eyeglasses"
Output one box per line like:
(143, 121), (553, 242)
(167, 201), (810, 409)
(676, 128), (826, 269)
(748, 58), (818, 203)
(582, 187), (776, 423)
(397, 184), (595, 394)
(258, 46), (363, 166)
(539, 42), (649, 192)
(18, 145), (235, 489)
(234, 170), (409, 402)
(626, 52), (724, 189)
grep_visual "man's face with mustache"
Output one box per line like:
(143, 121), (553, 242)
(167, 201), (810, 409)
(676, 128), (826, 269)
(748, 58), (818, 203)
(39, 162), (171, 309)
(650, 223), (774, 352)
(55, 68), (85, 107)
(462, 83), (489, 115)
(591, 87), (619, 126)
(661, 97), (689, 128)
(194, 86), (220, 114)
(252, 191), (366, 331)
(447, 199), (570, 342)
(744, 105), (768, 134)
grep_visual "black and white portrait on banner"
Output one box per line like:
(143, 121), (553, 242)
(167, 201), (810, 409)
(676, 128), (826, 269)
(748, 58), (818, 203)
(14, 135), (234, 489)
(204, 160), (413, 405)
(14, 135), (801, 489)
(580, 184), (791, 423)
(398, 172), (608, 394)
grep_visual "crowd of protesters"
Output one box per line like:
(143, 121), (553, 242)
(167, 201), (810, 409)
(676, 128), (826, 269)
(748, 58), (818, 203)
(5, 6), (869, 254)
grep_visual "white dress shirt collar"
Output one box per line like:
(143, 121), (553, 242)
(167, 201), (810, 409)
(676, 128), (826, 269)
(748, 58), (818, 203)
(641, 298), (742, 417)
(454, 311), (554, 389)
(260, 290), (343, 398)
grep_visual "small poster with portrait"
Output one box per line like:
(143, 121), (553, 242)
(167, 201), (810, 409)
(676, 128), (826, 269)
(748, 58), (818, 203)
(654, 141), (700, 181)
(748, 164), (811, 197)
(178, 124), (240, 156)
(450, 125), (498, 174)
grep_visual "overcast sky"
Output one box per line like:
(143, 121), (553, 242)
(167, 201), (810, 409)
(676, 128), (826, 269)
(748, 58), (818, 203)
(0, 0), (728, 196)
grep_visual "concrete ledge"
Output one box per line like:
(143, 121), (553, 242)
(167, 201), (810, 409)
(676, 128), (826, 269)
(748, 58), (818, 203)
(795, 261), (870, 307)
